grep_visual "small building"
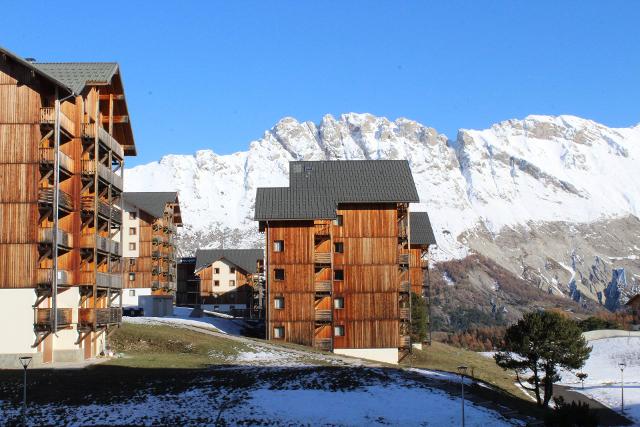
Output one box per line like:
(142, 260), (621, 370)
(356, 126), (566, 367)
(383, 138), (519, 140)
(194, 249), (264, 315)
(176, 257), (199, 307)
(626, 294), (640, 330)
(120, 192), (182, 312)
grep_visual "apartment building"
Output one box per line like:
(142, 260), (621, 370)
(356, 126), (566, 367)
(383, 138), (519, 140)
(408, 212), (437, 297)
(194, 249), (264, 314)
(0, 46), (136, 366)
(176, 257), (199, 307)
(254, 160), (424, 364)
(121, 192), (182, 312)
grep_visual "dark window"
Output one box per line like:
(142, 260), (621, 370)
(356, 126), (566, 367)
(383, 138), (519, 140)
(214, 280), (220, 287)
(129, 227), (137, 235)
(129, 242), (136, 251)
(274, 297), (285, 309)
(334, 242), (344, 253)
(334, 297), (344, 309)
(214, 268), (220, 274)
(129, 212), (137, 220)
(334, 269), (344, 281)
(230, 267), (236, 274)
(274, 240), (285, 252)
(334, 325), (345, 336)
(128, 273), (135, 281)
(333, 215), (343, 226)
(274, 269), (285, 280)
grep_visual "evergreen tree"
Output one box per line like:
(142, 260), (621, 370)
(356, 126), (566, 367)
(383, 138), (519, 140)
(494, 311), (591, 408)
(410, 292), (428, 342)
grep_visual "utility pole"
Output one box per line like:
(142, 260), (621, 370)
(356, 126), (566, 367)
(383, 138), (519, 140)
(619, 362), (626, 414)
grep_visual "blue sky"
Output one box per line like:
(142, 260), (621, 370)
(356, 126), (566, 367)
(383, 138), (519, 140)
(3, 1), (639, 165)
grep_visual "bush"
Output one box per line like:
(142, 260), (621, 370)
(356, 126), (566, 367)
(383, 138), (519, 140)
(577, 316), (619, 332)
(545, 396), (598, 426)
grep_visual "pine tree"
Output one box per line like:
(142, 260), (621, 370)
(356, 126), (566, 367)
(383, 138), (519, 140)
(410, 292), (428, 342)
(494, 311), (591, 407)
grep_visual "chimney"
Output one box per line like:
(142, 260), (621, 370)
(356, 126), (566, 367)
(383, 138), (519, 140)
(25, 57), (36, 63)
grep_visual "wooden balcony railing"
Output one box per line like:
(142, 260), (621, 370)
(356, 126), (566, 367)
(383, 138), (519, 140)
(37, 268), (70, 286)
(398, 220), (408, 240)
(314, 252), (332, 264)
(399, 308), (410, 320)
(81, 123), (124, 159)
(40, 107), (76, 136)
(313, 338), (333, 351)
(80, 196), (122, 224)
(38, 227), (73, 248)
(39, 188), (74, 211)
(314, 280), (332, 293)
(79, 234), (121, 256)
(35, 308), (73, 329)
(398, 253), (410, 265)
(79, 271), (122, 288)
(400, 335), (411, 348)
(39, 147), (74, 175)
(81, 160), (123, 190)
(314, 223), (330, 237)
(78, 307), (122, 328)
(399, 281), (410, 293)
(315, 309), (332, 322)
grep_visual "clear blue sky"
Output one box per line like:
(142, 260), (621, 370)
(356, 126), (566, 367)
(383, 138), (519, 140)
(3, 1), (639, 165)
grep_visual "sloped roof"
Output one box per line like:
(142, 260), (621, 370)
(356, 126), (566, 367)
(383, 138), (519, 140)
(0, 45), (74, 94)
(33, 62), (119, 94)
(410, 212), (437, 246)
(255, 160), (419, 220)
(195, 249), (264, 274)
(123, 192), (181, 223)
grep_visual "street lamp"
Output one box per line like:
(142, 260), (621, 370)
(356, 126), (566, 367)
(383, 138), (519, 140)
(619, 362), (626, 414)
(458, 365), (468, 427)
(18, 356), (32, 425)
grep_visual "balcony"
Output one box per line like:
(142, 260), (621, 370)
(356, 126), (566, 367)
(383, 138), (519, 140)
(399, 308), (410, 320)
(399, 281), (410, 293)
(313, 338), (333, 351)
(314, 280), (332, 293)
(39, 147), (74, 176)
(314, 223), (330, 237)
(80, 196), (122, 224)
(314, 252), (331, 265)
(315, 309), (332, 322)
(81, 159), (123, 190)
(398, 253), (410, 265)
(400, 335), (411, 348)
(79, 234), (121, 256)
(79, 271), (122, 289)
(34, 308), (73, 330)
(78, 307), (122, 329)
(38, 227), (73, 249)
(39, 188), (73, 212)
(421, 259), (428, 269)
(37, 268), (71, 286)
(398, 221), (408, 240)
(81, 123), (124, 159)
(40, 107), (75, 137)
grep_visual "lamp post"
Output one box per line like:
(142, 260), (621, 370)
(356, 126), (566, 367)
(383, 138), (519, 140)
(458, 365), (468, 427)
(18, 356), (32, 425)
(619, 362), (626, 414)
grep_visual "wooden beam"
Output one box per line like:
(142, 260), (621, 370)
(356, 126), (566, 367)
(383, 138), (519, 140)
(98, 94), (124, 101)
(101, 115), (128, 124)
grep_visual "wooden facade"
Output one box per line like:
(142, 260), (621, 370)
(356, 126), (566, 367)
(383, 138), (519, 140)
(0, 50), (135, 362)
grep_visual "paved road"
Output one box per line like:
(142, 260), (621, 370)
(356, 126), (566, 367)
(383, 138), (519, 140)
(553, 384), (634, 426)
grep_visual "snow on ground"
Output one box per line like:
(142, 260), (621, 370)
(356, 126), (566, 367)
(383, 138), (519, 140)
(123, 306), (246, 335)
(558, 336), (640, 424)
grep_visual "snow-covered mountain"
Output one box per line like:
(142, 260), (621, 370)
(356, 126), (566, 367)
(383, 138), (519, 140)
(126, 113), (640, 308)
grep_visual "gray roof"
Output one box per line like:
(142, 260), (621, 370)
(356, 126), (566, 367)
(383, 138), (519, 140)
(34, 62), (119, 94)
(195, 249), (264, 273)
(255, 160), (419, 220)
(124, 192), (179, 220)
(410, 212), (437, 246)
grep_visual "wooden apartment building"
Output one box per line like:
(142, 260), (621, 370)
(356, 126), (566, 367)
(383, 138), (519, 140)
(0, 46), (136, 366)
(121, 192), (182, 312)
(255, 160), (434, 364)
(194, 249), (264, 315)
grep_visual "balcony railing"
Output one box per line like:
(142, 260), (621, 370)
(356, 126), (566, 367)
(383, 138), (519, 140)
(398, 219), (408, 240)
(39, 148), (74, 175)
(399, 281), (410, 293)
(39, 188), (73, 212)
(398, 253), (410, 265)
(80, 196), (122, 224)
(314, 252), (332, 264)
(313, 338), (333, 351)
(79, 234), (121, 256)
(40, 107), (76, 136)
(420, 259), (428, 269)
(78, 307), (122, 328)
(314, 223), (330, 237)
(35, 308), (73, 329)
(38, 227), (73, 248)
(81, 160), (123, 190)
(315, 309), (332, 322)
(314, 280), (332, 293)
(37, 268), (70, 286)
(399, 308), (410, 320)
(79, 271), (122, 288)
(400, 335), (411, 348)
(81, 123), (124, 159)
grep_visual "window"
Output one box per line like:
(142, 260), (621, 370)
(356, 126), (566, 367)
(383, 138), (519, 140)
(129, 227), (137, 235)
(274, 269), (285, 280)
(230, 267), (236, 274)
(334, 269), (344, 280)
(273, 326), (285, 339)
(129, 242), (136, 251)
(333, 215), (343, 226)
(129, 290), (135, 296)
(334, 242), (344, 253)
(128, 273), (135, 281)
(214, 280), (220, 287)
(129, 212), (137, 220)
(273, 240), (285, 252)
(214, 268), (220, 274)
(334, 325), (345, 336)
(334, 297), (344, 309)
(229, 280), (236, 287)
(274, 296), (285, 309)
